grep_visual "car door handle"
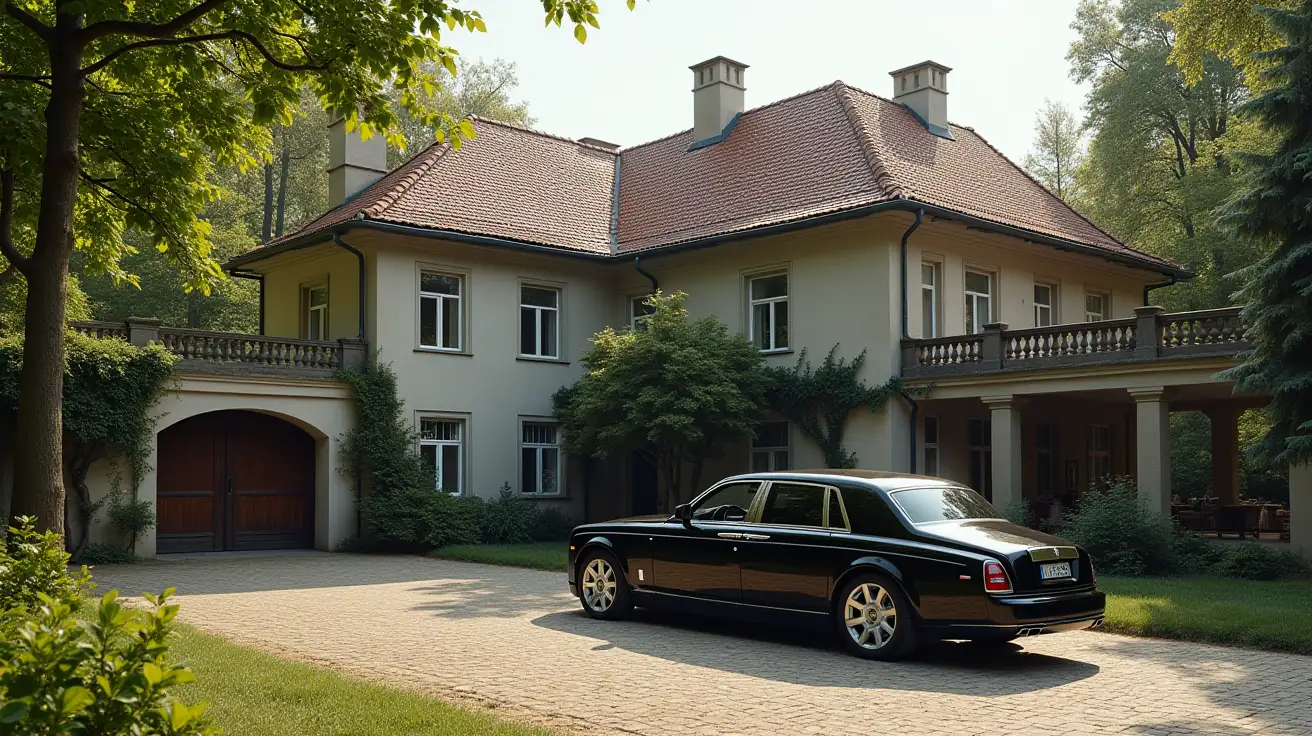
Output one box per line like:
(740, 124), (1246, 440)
(716, 532), (743, 539)
(742, 533), (770, 541)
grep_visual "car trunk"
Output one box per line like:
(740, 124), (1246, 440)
(915, 520), (1094, 593)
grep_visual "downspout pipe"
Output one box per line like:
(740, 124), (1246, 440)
(634, 256), (658, 292)
(332, 232), (367, 341)
(230, 270), (265, 335)
(898, 208), (925, 474)
(1143, 276), (1176, 306)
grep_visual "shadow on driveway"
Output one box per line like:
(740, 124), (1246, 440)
(531, 607), (1099, 696)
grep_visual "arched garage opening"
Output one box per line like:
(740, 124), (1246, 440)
(156, 410), (315, 554)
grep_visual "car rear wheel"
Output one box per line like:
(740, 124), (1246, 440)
(834, 573), (918, 660)
(578, 550), (633, 620)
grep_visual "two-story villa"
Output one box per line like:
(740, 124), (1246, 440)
(50, 57), (1308, 559)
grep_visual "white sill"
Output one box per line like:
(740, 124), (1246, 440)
(759, 348), (793, 355)
(517, 355), (568, 364)
(520, 494), (568, 500)
(415, 346), (472, 357)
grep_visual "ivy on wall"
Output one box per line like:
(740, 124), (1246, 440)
(765, 345), (906, 469)
(0, 331), (175, 557)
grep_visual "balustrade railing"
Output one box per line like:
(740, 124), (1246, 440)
(902, 306), (1247, 376)
(68, 319), (366, 375)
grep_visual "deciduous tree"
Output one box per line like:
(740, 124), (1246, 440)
(1023, 99), (1083, 201)
(0, 0), (632, 533)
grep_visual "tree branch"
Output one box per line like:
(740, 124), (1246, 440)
(0, 72), (53, 88)
(3, 2), (53, 40)
(79, 0), (230, 43)
(82, 29), (326, 77)
(79, 169), (178, 242)
(0, 167), (31, 276)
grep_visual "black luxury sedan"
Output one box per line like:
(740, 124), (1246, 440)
(567, 470), (1105, 660)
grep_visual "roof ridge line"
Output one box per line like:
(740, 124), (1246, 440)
(834, 82), (904, 200)
(466, 115), (621, 155)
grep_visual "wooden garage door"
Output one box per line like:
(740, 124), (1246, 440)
(157, 411), (315, 554)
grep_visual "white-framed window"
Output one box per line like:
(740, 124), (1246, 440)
(303, 283), (328, 341)
(965, 270), (993, 334)
(521, 421), (562, 496)
(751, 421), (791, 472)
(748, 273), (789, 352)
(1087, 424), (1111, 489)
(419, 417), (464, 494)
(419, 272), (462, 351)
(968, 417), (993, 502)
(1034, 283), (1055, 327)
(631, 295), (656, 331)
(520, 285), (560, 358)
(921, 262), (940, 338)
(923, 416), (939, 476)
(1085, 292), (1108, 322)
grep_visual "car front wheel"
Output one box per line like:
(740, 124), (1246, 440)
(577, 550), (633, 620)
(834, 573), (918, 660)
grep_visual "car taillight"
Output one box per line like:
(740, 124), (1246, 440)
(983, 560), (1012, 594)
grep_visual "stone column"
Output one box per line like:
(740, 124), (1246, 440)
(125, 317), (162, 347)
(1129, 387), (1172, 515)
(981, 322), (1009, 371)
(1133, 306), (1164, 360)
(1206, 404), (1241, 504)
(1291, 462), (1310, 561)
(983, 395), (1023, 513)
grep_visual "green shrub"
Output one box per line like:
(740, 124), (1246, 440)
(0, 589), (214, 735)
(1061, 478), (1178, 576)
(532, 507), (576, 542)
(1214, 542), (1311, 581)
(1171, 531), (1225, 575)
(80, 543), (137, 566)
(419, 493), (484, 549)
(1001, 499), (1033, 528)
(0, 517), (91, 614)
(481, 485), (538, 544)
(107, 493), (156, 551)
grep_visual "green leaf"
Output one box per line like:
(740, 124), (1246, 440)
(61, 686), (95, 715)
(458, 120), (477, 139)
(142, 662), (163, 685)
(170, 701), (192, 730)
(0, 702), (29, 724)
(574, 24), (587, 43)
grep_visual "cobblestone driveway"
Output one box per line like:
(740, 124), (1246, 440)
(94, 553), (1311, 736)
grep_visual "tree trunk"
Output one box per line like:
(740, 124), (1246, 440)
(261, 162), (274, 242)
(274, 138), (291, 237)
(10, 25), (86, 535)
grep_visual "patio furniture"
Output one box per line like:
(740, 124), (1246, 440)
(1214, 504), (1262, 539)
(1277, 508), (1290, 542)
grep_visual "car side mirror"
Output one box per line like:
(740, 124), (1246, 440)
(674, 503), (692, 526)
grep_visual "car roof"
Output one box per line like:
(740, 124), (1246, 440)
(722, 469), (962, 491)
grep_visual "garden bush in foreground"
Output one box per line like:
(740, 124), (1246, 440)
(1061, 478), (1178, 576)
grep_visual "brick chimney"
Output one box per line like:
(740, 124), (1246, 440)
(689, 56), (748, 146)
(889, 60), (953, 139)
(327, 111), (388, 206)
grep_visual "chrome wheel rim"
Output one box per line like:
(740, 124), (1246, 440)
(844, 583), (897, 650)
(581, 558), (617, 613)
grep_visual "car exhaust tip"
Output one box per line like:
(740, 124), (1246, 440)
(1091, 618), (1104, 628)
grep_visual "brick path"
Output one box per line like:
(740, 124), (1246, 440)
(93, 553), (1312, 736)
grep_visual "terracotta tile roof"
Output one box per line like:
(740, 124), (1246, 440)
(257, 82), (1180, 273)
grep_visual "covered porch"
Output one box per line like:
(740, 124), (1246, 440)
(901, 306), (1309, 559)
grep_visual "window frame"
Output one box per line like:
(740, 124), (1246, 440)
(519, 418), (563, 497)
(417, 269), (465, 352)
(519, 282), (562, 360)
(920, 261), (941, 338)
(750, 420), (792, 472)
(630, 294), (656, 331)
(688, 479), (765, 525)
(967, 417), (993, 502)
(1087, 424), (1112, 489)
(747, 270), (790, 353)
(417, 413), (467, 495)
(754, 480), (844, 531)
(301, 280), (329, 341)
(1033, 282), (1056, 328)
(964, 269), (995, 334)
(1085, 292), (1109, 322)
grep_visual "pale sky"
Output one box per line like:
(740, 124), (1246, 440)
(453, 0), (1090, 161)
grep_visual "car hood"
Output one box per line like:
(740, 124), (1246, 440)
(914, 519), (1074, 556)
(584, 514), (669, 527)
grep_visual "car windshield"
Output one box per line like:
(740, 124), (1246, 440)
(889, 486), (1001, 525)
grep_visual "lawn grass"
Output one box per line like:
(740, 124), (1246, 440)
(169, 624), (554, 736)
(1099, 575), (1312, 654)
(429, 542), (568, 572)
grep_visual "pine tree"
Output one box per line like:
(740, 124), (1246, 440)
(1223, 0), (1312, 465)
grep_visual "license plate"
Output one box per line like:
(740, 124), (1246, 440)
(1040, 561), (1072, 580)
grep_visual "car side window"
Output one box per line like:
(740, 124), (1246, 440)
(841, 487), (905, 537)
(759, 483), (826, 527)
(691, 482), (760, 523)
